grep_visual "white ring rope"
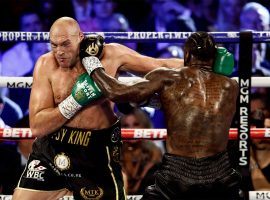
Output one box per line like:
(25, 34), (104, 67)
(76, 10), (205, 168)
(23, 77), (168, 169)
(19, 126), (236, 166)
(0, 76), (33, 88)
(1, 76), (270, 88)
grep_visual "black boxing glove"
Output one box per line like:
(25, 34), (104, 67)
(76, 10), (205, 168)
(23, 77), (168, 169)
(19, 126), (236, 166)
(80, 34), (104, 59)
(80, 34), (105, 75)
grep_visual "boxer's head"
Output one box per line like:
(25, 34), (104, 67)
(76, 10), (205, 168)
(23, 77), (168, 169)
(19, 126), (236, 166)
(49, 17), (84, 68)
(184, 32), (217, 67)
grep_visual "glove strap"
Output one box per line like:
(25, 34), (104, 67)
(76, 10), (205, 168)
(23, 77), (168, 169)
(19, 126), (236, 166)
(82, 56), (104, 75)
(58, 95), (82, 119)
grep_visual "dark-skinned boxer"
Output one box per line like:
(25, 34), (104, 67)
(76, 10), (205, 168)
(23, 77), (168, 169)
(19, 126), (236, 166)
(80, 31), (241, 200)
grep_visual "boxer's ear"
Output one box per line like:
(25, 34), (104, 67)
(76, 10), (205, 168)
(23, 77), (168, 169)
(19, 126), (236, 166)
(184, 51), (191, 66)
(79, 31), (84, 41)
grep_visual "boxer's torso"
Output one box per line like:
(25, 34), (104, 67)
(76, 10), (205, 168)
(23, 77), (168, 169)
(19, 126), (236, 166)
(45, 47), (119, 130)
(160, 67), (238, 158)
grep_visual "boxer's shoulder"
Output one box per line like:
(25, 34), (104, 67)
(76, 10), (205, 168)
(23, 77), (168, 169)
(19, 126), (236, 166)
(103, 43), (129, 56)
(33, 52), (58, 77)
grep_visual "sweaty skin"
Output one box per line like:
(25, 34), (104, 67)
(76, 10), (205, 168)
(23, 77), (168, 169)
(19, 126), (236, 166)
(29, 17), (183, 138)
(92, 66), (239, 158)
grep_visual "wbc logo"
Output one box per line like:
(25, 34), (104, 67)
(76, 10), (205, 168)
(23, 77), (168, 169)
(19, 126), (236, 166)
(26, 160), (46, 181)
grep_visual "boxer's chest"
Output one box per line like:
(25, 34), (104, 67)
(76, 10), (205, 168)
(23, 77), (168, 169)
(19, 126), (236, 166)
(50, 68), (86, 105)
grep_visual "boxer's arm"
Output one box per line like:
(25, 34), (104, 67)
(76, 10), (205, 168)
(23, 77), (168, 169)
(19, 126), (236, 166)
(91, 67), (172, 103)
(108, 43), (183, 74)
(29, 56), (68, 137)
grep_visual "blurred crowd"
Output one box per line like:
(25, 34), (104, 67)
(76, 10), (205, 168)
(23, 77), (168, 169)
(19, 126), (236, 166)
(0, 0), (270, 196)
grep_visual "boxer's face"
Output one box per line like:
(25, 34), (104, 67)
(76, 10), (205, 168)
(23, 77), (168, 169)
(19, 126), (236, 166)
(50, 34), (81, 68)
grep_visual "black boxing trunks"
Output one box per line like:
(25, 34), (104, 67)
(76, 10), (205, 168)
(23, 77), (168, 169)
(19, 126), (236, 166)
(17, 120), (125, 200)
(142, 151), (243, 200)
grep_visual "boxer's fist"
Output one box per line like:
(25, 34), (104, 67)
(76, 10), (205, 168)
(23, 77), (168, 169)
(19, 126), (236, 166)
(70, 73), (102, 106)
(80, 34), (104, 59)
(80, 35), (105, 75)
(213, 47), (234, 76)
(58, 73), (103, 119)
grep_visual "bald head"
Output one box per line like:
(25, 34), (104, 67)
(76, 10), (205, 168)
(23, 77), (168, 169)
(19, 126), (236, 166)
(50, 17), (82, 39)
(49, 17), (84, 68)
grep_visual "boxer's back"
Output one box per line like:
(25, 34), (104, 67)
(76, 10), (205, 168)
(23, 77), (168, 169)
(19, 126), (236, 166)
(161, 67), (238, 158)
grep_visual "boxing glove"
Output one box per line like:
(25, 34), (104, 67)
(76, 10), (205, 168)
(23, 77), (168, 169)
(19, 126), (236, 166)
(58, 73), (103, 119)
(213, 47), (234, 76)
(80, 34), (104, 59)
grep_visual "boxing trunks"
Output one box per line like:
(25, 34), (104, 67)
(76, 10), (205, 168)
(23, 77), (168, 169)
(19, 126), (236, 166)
(142, 151), (242, 200)
(17, 120), (125, 200)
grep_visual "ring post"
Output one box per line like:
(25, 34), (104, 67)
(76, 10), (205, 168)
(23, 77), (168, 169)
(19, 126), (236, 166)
(238, 31), (252, 199)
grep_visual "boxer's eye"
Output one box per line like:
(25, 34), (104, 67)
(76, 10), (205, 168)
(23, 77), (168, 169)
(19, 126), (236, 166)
(51, 42), (57, 49)
(62, 41), (70, 47)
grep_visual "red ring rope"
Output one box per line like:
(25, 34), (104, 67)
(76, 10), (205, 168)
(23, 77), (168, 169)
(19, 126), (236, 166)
(0, 128), (269, 140)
